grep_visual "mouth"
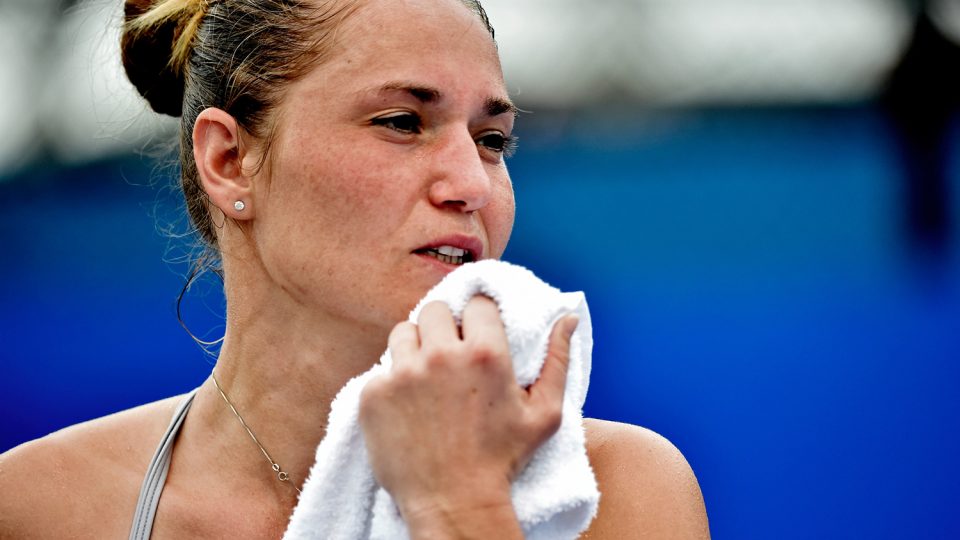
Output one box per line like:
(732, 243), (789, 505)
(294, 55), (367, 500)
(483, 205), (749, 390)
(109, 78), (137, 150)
(413, 245), (477, 266)
(413, 236), (483, 267)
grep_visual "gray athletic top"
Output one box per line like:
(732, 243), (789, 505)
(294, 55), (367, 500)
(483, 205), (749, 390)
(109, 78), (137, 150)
(128, 389), (199, 540)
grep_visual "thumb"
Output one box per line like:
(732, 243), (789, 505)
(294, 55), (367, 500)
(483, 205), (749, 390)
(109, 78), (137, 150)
(529, 315), (579, 410)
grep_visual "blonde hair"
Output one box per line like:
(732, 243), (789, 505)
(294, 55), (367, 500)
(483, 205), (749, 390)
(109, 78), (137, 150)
(125, 0), (207, 79)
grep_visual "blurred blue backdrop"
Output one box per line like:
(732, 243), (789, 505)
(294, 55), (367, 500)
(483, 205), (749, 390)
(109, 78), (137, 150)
(2, 105), (959, 539)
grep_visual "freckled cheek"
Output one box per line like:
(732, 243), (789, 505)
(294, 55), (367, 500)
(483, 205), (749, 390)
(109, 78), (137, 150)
(297, 159), (408, 246)
(287, 142), (379, 204)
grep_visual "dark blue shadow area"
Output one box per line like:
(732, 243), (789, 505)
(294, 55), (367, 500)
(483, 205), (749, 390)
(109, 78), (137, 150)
(2, 107), (958, 539)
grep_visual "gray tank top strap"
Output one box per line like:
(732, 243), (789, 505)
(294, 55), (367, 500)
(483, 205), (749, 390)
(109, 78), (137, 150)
(128, 388), (199, 540)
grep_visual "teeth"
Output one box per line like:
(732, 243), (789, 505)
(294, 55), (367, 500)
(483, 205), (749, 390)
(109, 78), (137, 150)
(437, 245), (466, 257)
(418, 245), (473, 265)
(424, 250), (465, 265)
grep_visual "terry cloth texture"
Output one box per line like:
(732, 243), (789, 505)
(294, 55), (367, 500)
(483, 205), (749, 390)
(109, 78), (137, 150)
(283, 260), (599, 540)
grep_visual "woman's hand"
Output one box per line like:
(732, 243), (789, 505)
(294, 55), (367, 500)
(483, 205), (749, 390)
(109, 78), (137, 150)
(358, 295), (579, 538)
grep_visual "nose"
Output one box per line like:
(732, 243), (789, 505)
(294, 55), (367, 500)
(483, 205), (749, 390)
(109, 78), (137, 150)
(427, 129), (492, 213)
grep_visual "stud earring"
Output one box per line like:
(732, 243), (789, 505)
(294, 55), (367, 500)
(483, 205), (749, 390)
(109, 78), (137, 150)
(234, 200), (246, 211)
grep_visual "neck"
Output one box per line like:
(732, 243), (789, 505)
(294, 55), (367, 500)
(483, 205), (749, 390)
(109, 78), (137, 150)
(183, 268), (392, 500)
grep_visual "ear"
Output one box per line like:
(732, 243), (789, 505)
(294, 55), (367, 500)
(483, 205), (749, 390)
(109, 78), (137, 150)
(193, 107), (256, 220)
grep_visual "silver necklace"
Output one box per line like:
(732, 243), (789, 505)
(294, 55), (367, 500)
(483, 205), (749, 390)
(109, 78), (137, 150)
(211, 370), (301, 494)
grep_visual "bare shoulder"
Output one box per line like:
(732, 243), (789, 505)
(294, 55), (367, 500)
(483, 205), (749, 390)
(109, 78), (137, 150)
(0, 395), (186, 539)
(581, 418), (710, 539)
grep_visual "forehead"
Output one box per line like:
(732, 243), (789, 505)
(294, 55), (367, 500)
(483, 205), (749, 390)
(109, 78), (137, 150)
(341, 0), (497, 57)
(309, 0), (506, 98)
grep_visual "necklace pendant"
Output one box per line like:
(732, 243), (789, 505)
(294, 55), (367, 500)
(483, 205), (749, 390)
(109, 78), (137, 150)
(278, 471), (290, 482)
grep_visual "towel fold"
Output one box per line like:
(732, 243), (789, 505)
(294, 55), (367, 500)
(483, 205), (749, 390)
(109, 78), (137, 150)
(283, 260), (599, 540)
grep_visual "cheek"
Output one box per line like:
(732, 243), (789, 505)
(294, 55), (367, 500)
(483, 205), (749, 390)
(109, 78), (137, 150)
(486, 175), (516, 258)
(276, 144), (403, 233)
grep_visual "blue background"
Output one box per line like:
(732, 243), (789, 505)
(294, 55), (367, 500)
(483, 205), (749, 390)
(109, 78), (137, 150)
(2, 106), (959, 538)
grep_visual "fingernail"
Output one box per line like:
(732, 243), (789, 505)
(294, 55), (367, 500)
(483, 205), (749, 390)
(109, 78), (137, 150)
(563, 315), (579, 337)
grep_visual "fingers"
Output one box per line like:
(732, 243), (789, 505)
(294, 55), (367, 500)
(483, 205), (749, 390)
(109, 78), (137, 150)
(417, 300), (460, 343)
(416, 296), (510, 350)
(460, 295), (509, 355)
(388, 321), (420, 361)
(529, 315), (578, 411)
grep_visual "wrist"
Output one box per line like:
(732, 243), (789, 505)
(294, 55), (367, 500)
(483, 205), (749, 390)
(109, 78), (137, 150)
(400, 481), (522, 540)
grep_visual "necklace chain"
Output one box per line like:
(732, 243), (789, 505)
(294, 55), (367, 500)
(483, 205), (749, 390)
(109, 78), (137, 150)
(211, 370), (301, 495)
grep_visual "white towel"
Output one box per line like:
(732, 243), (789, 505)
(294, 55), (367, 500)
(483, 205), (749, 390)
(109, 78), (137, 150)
(283, 260), (599, 540)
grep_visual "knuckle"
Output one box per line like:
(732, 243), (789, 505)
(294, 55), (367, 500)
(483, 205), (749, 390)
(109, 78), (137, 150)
(466, 342), (509, 372)
(423, 344), (458, 368)
(550, 329), (572, 354)
(358, 379), (385, 416)
(538, 406), (564, 435)
(469, 342), (499, 363)
(544, 346), (561, 365)
(546, 341), (570, 368)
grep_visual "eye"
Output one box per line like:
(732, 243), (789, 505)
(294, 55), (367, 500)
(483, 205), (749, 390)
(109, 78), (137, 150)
(371, 112), (422, 134)
(476, 132), (518, 158)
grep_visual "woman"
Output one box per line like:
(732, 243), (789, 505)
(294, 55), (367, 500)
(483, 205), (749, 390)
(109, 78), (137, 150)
(0, 0), (709, 537)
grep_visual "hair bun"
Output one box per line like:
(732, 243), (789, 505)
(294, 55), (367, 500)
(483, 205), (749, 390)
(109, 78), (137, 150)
(121, 0), (197, 117)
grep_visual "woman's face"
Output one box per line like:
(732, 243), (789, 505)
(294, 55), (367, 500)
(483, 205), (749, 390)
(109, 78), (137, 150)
(247, 0), (516, 330)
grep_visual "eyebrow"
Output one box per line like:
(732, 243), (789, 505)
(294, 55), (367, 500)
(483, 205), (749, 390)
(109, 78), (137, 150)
(484, 96), (519, 119)
(374, 81), (519, 119)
